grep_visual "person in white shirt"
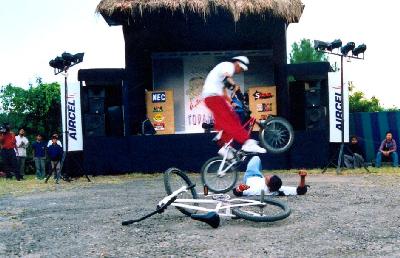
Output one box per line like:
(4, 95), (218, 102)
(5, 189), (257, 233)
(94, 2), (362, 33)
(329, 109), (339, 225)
(232, 156), (309, 196)
(15, 128), (29, 177)
(47, 133), (62, 148)
(202, 56), (266, 157)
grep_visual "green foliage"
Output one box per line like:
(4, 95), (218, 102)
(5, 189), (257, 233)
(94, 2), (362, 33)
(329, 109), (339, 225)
(0, 80), (61, 138)
(289, 39), (329, 64)
(348, 82), (386, 113)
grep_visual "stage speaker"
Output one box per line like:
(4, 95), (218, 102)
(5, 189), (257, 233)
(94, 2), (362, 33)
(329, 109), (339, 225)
(88, 97), (105, 114)
(107, 106), (124, 136)
(305, 88), (321, 107)
(84, 114), (105, 136)
(305, 106), (326, 129)
(88, 87), (105, 98)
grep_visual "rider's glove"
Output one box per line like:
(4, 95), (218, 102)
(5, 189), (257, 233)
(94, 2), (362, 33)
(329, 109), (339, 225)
(236, 184), (250, 192)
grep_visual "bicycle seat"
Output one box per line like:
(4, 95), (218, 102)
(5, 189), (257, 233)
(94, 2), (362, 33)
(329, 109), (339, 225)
(191, 212), (220, 229)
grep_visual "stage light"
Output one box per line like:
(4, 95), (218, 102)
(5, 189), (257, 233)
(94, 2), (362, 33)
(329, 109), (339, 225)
(352, 44), (367, 57)
(327, 39), (342, 51)
(340, 42), (355, 56)
(74, 53), (84, 63)
(314, 40), (329, 51)
(49, 56), (66, 70)
(49, 52), (85, 74)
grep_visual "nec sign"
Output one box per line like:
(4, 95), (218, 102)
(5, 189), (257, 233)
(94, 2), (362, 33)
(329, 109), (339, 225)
(152, 92), (166, 103)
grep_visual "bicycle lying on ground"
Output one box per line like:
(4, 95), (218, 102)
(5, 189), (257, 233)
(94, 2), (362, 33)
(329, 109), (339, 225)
(201, 111), (294, 194)
(122, 168), (291, 228)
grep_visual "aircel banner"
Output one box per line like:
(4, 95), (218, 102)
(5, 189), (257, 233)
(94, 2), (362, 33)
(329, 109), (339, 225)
(328, 72), (349, 143)
(60, 82), (83, 151)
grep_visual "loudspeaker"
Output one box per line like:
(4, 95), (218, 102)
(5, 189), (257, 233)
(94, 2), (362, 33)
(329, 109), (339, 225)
(107, 106), (124, 136)
(84, 114), (105, 136)
(289, 79), (328, 131)
(88, 97), (105, 114)
(88, 87), (105, 98)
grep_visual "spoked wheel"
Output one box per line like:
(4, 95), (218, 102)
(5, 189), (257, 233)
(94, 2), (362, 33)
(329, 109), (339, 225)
(259, 117), (294, 154)
(164, 168), (198, 217)
(232, 197), (291, 222)
(201, 157), (238, 194)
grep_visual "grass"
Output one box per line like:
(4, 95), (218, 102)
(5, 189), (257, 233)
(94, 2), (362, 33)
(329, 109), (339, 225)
(1, 167), (399, 197)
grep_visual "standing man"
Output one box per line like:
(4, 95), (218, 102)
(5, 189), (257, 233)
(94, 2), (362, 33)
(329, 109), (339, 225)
(0, 124), (21, 180)
(202, 56), (266, 157)
(376, 131), (398, 167)
(31, 133), (47, 179)
(15, 128), (29, 178)
(47, 136), (63, 184)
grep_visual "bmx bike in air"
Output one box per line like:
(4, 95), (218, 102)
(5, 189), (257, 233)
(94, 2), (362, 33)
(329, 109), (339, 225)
(201, 113), (294, 194)
(122, 168), (291, 228)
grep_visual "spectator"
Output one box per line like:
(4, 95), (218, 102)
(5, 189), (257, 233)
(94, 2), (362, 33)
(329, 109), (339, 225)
(344, 136), (365, 169)
(15, 128), (29, 178)
(0, 124), (21, 180)
(47, 133), (62, 148)
(376, 131), (398, 167)
(47, 137), (63, 184)
(31, 134), (47, 179)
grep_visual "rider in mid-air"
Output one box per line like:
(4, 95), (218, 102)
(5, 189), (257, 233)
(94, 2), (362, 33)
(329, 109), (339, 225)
(202, 56), (266, 158)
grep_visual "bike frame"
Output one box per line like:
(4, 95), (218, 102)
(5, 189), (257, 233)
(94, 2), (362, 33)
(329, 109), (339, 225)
(158, 188), (265, 218)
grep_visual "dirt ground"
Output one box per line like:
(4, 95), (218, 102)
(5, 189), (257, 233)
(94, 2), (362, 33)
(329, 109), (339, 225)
(1, 172), (400, 258)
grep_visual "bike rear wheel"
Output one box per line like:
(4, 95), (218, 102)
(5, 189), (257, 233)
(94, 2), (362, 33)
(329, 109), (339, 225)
(164, 168), (198, 217)
(232, 197), (291, 222)
(259, 117), (294, 154)
(201, 157), (238, 194)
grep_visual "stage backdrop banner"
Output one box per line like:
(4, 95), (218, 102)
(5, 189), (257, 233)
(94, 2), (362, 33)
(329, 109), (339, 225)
(248, 86), (277, 131)
(60, 82), (83, 151)
(182, 56), (244, 133)
(328, 72), (349, 142)
(146, 90), (175, 134)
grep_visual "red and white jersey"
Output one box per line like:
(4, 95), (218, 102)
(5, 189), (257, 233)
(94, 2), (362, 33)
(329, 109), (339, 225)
(202, 62), (235, 98)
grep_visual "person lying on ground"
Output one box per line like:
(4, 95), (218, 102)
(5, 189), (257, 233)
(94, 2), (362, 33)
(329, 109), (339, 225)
(232, 156), (308, 197)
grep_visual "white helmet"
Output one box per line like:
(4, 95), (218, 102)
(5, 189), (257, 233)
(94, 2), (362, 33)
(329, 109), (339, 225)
(232, 56), (249, 71)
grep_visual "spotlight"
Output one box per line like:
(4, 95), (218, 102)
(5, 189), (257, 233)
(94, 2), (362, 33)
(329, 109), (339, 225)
(314, 40), (329, 51)
(73, 53), (84, 63)
(327, 39), (342, 51)
(49, 52), (84, 74)
(352, 44), (367, 57)
(340, 42), (355, 56)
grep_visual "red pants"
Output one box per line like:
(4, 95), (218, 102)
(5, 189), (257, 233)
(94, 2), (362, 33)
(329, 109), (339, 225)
(204, 96), (249, 145)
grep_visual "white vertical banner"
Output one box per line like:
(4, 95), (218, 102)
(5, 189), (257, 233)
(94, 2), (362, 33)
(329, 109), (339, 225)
(328, 72), (349, 143)
(60, 81), (83, 151)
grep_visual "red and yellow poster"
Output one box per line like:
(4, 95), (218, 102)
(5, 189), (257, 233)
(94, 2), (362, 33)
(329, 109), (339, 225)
(146, 90), (175, 135)
(248, 86), (277, 131)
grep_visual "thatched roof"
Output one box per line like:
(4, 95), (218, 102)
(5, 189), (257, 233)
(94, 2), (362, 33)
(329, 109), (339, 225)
(96, 0), (304, 23)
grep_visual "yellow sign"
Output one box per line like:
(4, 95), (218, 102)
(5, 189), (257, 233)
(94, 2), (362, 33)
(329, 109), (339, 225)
(145, 90), (175, 135)
(248, 86), (277, 131)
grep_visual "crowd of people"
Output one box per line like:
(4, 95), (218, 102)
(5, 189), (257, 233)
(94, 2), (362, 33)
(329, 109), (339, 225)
(0, 123), (64, 183)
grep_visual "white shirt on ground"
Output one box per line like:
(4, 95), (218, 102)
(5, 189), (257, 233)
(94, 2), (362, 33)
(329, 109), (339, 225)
(15, 135), (29, 157)
(243, 176), (298, 196)
(202, 62), (235, 98)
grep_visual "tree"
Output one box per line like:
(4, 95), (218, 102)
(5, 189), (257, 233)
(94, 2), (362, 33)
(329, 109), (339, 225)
(289, 39), (329, 64)
(348, 82), (384, 113)
(0, 80), (61, 137)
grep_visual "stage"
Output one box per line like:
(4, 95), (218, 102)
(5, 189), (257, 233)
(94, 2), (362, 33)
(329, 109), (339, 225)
(82, 130), (329, 175)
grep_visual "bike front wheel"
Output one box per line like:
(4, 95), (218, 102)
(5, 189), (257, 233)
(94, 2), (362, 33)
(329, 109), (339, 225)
(201, 157), (238, 194)
(232, 197), (291, 222)
(259, 117), (294, 154)
(164, 167), (198, 217)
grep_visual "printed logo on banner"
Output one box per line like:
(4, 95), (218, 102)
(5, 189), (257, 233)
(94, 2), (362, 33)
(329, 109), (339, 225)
(152, 92), (166, 103)
(153, 122), (165, 131)
(253, 91), (273, 100)
(153, 114), (165, 122)
(256, 103), (273, 112)
(153, 106), (163, 112)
